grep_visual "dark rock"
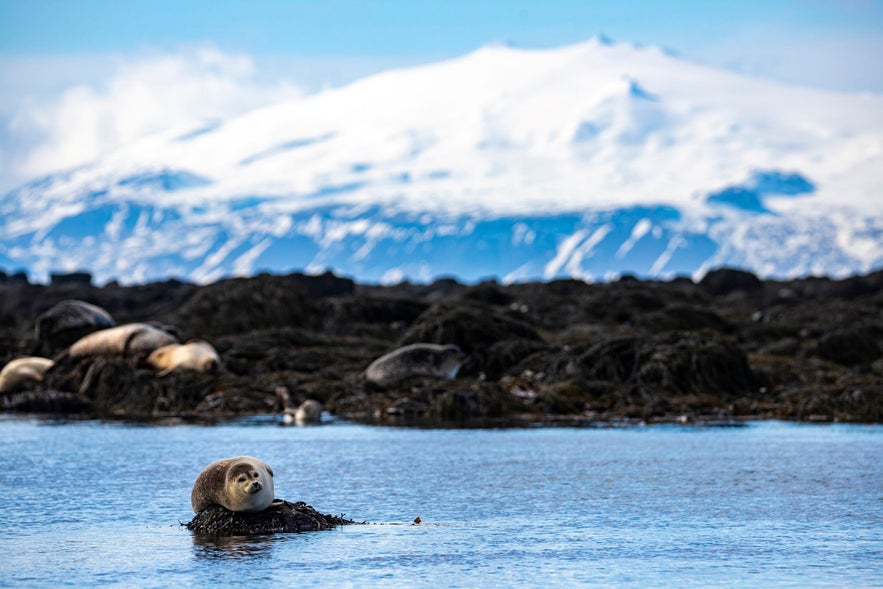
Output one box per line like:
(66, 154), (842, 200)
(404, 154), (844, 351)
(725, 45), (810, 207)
(700, 267), (763, 296)
(462, 281), (513, 306)
(186, 500), (357, 536)
(169, 274), (323, 338)
(813, 328), (882, 366)
(1, 389), (93, 413)
(401, 304), (540, 354)
(50, 272), (92, 287)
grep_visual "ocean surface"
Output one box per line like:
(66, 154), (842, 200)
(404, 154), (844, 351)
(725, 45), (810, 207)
(0, 417), (880, 588)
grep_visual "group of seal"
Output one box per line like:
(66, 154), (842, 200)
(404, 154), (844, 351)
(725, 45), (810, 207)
(0, 299), (223, 396)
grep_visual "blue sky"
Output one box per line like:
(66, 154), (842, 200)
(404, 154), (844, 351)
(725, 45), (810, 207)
(1, 0), (882, 191)
(2, 0), (882, 61)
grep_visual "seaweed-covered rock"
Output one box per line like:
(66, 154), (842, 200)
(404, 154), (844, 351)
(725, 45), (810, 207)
(169, 274), (324, 338)
(400, 303), (541, 376)
(1, 389), (93, 413)
(185, 500), (357, 536)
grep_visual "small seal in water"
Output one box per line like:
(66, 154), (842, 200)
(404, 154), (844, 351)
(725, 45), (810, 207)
(191, 456), (275, 514)
(365, 343), (465, 387)
(283, 399), (323, 425)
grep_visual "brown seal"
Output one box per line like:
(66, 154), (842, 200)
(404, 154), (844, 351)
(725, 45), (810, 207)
(147, 339), (220, 376)
(191, 456), (275, 514)
(0, 356), (54, 394)
(68, 323), (178, 358)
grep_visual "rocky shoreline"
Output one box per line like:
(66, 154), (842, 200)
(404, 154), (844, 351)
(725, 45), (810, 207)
(1, 267), (881, 424)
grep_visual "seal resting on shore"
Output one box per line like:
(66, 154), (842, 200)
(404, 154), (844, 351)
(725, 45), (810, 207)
(0, 356), (54, 394)
(147, 339), (220, 376)
(35, 300), (116, 351)
(67, 323), (178, 358)
(191, 456), (275, 514)
(365, 343), (465, 387)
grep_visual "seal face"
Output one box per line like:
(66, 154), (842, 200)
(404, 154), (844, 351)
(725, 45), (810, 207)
(34, 300), (115, 352)
(191, 456), (275, 514)
(68, 323), (178, 358)
(0, 356), (54, 394)
(147, 339), (220, 377)
(365, 343), (465, 387)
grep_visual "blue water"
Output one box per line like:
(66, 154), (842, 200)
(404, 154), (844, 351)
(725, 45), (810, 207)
(0, 418), (880, 588)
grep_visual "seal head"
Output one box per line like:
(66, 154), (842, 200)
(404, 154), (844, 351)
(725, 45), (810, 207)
(191, 456), (275, 514)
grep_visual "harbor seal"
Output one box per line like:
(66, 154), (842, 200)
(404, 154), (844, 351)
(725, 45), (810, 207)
(0, 356), (54, 394)
(147, 339), (220, 376)
(34, 300), (115, 352)
(191, 456), (275, 514)
(365, 343), (465, 387)
(283, 399), (323, 425)
(68, 323), (178, 358)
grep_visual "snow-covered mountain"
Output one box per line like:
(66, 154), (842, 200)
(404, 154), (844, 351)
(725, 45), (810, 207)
(2, 38), (882, 285)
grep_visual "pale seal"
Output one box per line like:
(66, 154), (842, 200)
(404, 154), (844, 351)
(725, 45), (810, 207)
(68, 323), (178, 358)
(0, 356), (54, 394)
(191, 456), (275, 514)
(365, 343), (465, 387)
(147, 339), (220, 376)
(34, 300), (115, 352)
(283, 399), (323, 425)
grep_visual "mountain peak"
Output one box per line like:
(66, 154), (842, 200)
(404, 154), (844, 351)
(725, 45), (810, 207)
(2, 39), (881, 284)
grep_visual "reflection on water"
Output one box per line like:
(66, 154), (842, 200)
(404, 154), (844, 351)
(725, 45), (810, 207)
(0, 418), (880, 588)
(191, 534), (278, 561)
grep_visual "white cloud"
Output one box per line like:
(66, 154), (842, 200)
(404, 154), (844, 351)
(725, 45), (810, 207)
(0, 46), (305, 190)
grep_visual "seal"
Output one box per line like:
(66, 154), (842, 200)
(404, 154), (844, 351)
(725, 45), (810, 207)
(0, 356), (54, 394)
(147, 339), (220, 377)
(365, 343), (465, 387)
(68, 323), (178, 358)
(191, 456), (275, 514)
(283, 399), (323, 425)
(34, 300), (115, 352)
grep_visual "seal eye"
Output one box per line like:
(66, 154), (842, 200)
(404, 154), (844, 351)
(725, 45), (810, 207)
(237, 476), (246, 483)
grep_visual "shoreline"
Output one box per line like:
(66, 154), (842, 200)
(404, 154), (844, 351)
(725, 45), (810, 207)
(2, 266), (882, 424)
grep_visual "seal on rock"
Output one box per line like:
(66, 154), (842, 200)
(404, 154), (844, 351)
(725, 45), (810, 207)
(34, 300), (115, 352)
(68, 323), (178, 358)
(283, 399), (323, 425)
(365, 343), (465, 387)
(0, 356), (54, 394)
(147, 339), (220, 376)
(191, 456), (275, 514)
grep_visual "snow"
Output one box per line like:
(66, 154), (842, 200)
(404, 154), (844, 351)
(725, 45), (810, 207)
(1, 38), (881, 284)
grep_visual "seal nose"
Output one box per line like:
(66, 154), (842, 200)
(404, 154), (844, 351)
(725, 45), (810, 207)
(250, 481), (262, 492)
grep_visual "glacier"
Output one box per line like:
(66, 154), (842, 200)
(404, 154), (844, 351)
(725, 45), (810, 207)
(1, 37), (881, 285)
